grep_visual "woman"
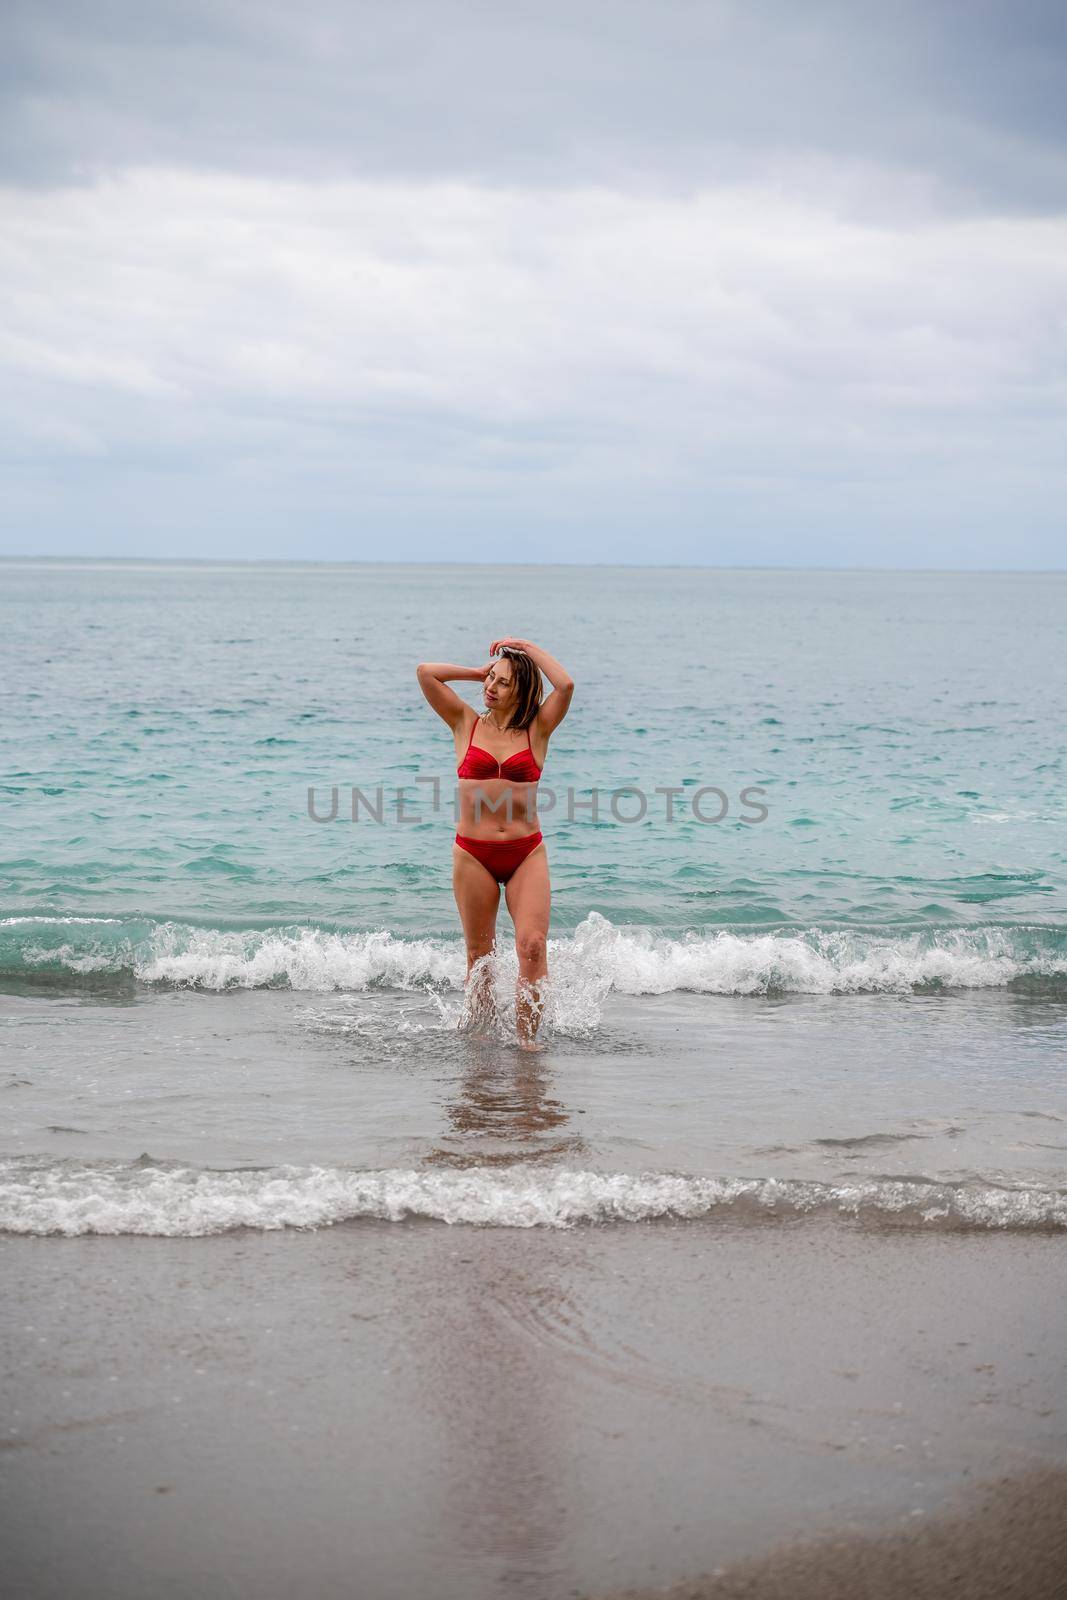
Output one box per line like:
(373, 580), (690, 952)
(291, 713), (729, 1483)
(416, 638), (574, 1046)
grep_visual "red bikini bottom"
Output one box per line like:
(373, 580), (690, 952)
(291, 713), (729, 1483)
(454, 831), (543, 884)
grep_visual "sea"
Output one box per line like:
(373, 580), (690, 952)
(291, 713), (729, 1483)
(2, 560), (1066, 1237)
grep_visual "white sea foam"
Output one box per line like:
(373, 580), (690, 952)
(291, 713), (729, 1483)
(5, 912), (1066, 996)
(18, 942), (122, 974)
(1, 1158), (1063, 1237)
(0, 916), (127, 924)
(568, 914), (1067, 996)
(139, 924), (463, 991)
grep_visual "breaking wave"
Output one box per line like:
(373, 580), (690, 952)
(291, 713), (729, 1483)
(2, 1157), (1064, 1237)
(2, 911), (1066, 997)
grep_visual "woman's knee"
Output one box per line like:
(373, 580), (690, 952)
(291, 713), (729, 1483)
(515, 928), (547, 967)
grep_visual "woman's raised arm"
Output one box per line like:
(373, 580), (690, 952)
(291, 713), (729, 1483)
(489, 638), (575, 735)
(416, 661), (490, 729)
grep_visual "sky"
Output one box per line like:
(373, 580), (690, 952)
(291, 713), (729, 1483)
(2, 0), (1065, 566)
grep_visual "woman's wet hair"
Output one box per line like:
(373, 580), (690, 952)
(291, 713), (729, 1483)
(497, 648), (542, 731)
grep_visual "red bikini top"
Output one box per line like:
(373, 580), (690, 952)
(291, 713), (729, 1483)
(457, 718), (543, 782)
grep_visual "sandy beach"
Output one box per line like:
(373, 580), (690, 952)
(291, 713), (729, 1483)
(596, 1467), (1067, 1599)
(3, 1216), (1065, 1599)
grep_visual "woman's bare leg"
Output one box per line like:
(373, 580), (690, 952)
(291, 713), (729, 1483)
(504, 844), (550, 1047)
(452, 844), (501, 1025)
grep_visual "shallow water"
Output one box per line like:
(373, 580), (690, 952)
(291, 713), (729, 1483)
(2, 979), (1065, 1234)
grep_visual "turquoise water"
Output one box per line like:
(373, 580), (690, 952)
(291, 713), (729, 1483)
(3, 560), (1066, 942)
(2, 561), (1066, 1235)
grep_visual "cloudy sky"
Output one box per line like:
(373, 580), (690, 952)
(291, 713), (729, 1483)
(3, 0), (1065, 565)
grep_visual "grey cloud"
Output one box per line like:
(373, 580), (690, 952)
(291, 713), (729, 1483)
(2, 170), (1064, 565)
(3, 1), (1065, 566)
(3, 0), (1067, 208)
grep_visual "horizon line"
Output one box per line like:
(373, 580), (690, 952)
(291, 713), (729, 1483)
(3, 555), (1066, 576)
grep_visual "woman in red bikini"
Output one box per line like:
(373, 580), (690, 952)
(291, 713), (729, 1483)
(416, 638), (574, 1045)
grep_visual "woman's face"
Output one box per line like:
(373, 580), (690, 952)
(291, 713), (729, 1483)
(484, 659), (515, 714)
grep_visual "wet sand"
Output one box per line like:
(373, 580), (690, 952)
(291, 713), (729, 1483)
(2, 1218), (1065, 1600)
(595, 1466), (1067, 1599)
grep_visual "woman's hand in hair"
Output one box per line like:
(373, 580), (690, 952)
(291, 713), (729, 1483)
(489, 636), (531, 655)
